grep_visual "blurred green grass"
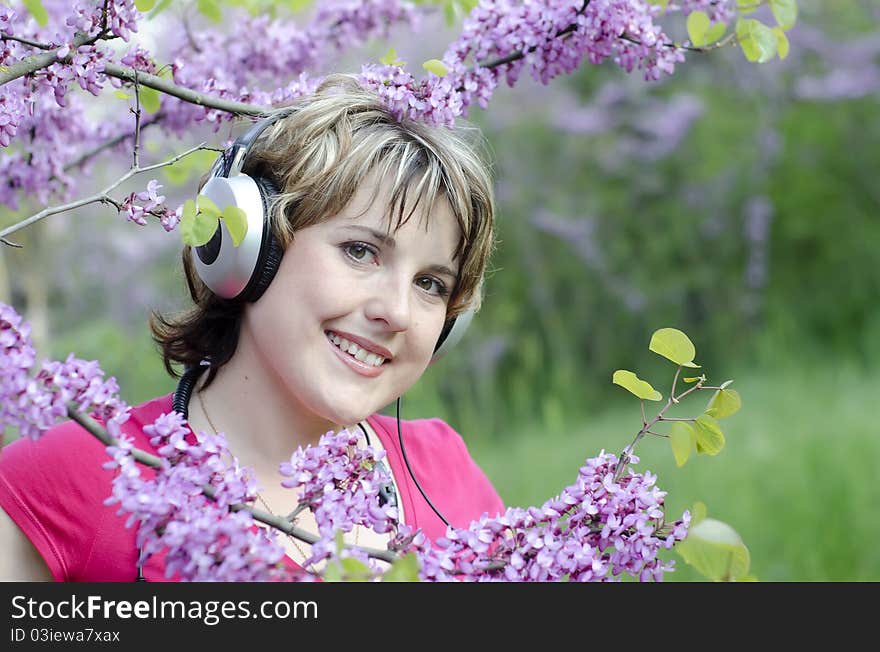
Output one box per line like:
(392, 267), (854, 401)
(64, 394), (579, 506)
(467, 361), (880, 582)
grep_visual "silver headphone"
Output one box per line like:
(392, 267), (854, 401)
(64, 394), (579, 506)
(192, 110), (474, 362)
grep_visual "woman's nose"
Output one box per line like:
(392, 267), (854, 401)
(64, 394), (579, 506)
(364, 277), (411, 332)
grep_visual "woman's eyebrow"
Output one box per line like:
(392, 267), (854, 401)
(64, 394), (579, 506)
(344, 225), (397, 248)
(343, 225), (459, 279)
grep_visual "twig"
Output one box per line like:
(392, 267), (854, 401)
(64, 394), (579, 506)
(0, 144), (208, 243)
(132, 72), (142, 169)
(63, 117), (162, 173)
(66, 405), (397, 564)
(0, 34), (54, 50)
(613, 366), (708, 482)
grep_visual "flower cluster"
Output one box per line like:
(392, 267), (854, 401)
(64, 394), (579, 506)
(103, 410), (293, 582)
(0, 302), (37, 444)
(120, 179), (179, 231)
(0, 1), (417, 215)
(413, 453), (689, 581)
(0, 302), (126, 442)
(359, 0), (689, 126)
(279, 429), (400, 569)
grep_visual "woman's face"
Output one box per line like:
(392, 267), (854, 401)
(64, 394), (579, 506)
(242, 174), (461, 431)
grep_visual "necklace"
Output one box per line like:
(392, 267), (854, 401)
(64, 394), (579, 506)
(195, 389), (360, 568)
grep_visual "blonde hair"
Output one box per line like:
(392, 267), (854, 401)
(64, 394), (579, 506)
(152, 74), (496, 383)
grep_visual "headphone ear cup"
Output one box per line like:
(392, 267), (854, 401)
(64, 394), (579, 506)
(430, 306), (475, 364)
(237, 175), (282, 303)
(193, 174), (282, 302)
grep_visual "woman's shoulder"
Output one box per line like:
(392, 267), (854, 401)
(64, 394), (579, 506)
(369, 413), (470, 459)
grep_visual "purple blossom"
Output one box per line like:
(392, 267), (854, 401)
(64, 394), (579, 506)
(0, 302), (128, 441)
(105, 409), (293, 581)
(406, 452), (689, 582)
(119, 179), (172, 227)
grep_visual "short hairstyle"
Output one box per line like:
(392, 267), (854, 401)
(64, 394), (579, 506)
(151, 74), (496, 386)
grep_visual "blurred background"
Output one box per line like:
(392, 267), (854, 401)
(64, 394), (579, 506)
(1, 0), (878, 581)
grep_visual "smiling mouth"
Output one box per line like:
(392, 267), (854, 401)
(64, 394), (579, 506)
(325, 331), (388, 367)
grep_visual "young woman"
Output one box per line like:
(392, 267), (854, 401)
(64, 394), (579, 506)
(0, 74), (503, 581)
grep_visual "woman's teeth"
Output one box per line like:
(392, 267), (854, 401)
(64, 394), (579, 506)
(327, 332), (386, 366)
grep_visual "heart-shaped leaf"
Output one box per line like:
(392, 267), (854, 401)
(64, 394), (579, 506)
(649, 328), (700, 368)
(612, 370), (662, 401)
(670, 422), (696, 467)
(676, 518), (750, 581)
(221, 205), (248, 247)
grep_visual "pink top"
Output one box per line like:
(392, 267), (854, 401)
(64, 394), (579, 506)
(0, 393), (504, 581)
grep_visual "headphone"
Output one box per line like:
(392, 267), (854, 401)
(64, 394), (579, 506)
(191, 110), (474, 363)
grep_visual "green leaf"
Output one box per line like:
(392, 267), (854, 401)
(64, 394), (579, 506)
(683, 376), (702, 383)
(382, 552), (420, 582)
(197, 195), (220, 217)
(22, 0), (49, 26)
(676, 518), (750, 581)
(444, 0), (457, 25)
(135, 0), (157, 11)
(221, 205), (248, 247)
(769, 0), (797, 30)
(283, 0), (314, 11)
(179, 201), (219, 247)
(670, 422), (696, 467)
(151, 0), (174, 16)
(114, 90), (131, 101)
(197, 0), (223, 22)
(162, 150), (217, 186)
(322, 561), (342, 582)
(380, 47), (402, 66)
(737, 18), (778, 63)
(422, 59), (449, 77)
(686, 11), (710, 47)
(736, 0), (758, 14)
(138, 86), (161, 114)
(645, 0), (669, 11)
(694, 414), (725, 455)
(340, 557), (371, 581)
(649, 328), (700, 368)
(707, 388), (742, 419)
(181, 199), (196, 222)
(773, 26), (790, 59)
(705, 21), (727, 44)
(612, 370), (662, 401)
(691, 501), (708, 525)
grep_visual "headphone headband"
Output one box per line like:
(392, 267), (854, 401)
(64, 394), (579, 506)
(209, 108), (297, 180)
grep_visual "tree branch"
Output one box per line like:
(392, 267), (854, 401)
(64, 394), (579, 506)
(0, 32), (98, 86)
(0, 38), (269, 117)
(101, 63), (270, 116)
(0, 143), (208, 244)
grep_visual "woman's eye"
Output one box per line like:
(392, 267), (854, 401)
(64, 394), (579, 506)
(416, 276), (449, 297)
(343, 242), (376, 262)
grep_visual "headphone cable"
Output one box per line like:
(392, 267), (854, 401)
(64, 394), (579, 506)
(396, 396), (450, 528)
